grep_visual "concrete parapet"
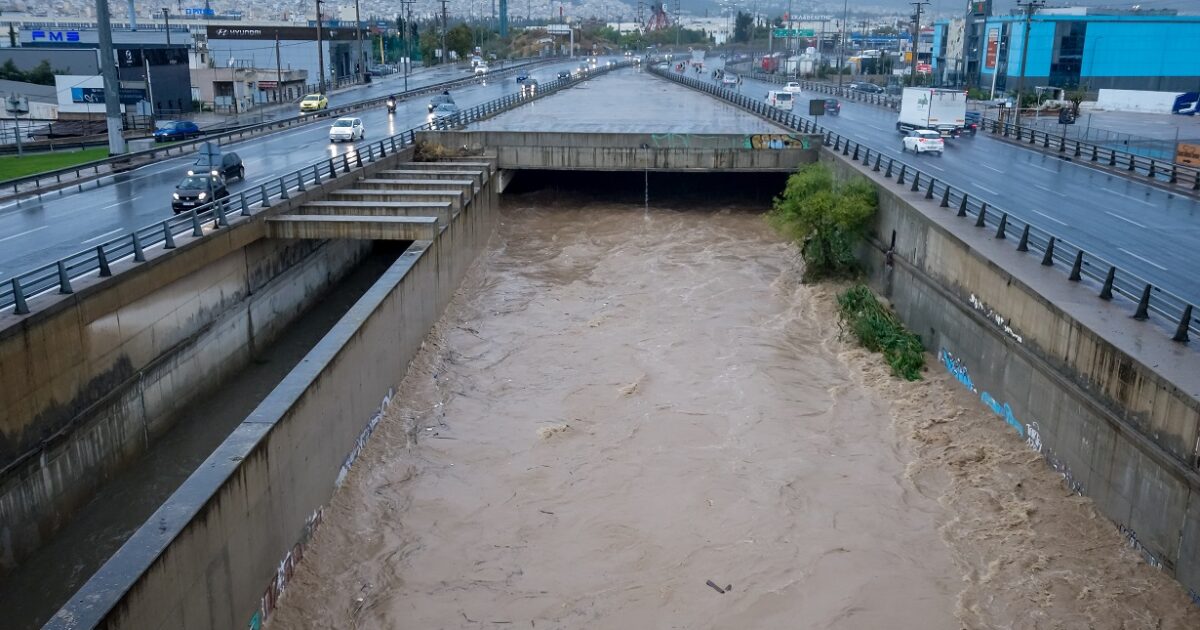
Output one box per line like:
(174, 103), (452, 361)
(267, 215), (439, 241)
(819, 148), (1200, 598)
(415, 130), (819, 172)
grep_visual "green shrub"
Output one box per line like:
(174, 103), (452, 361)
(767, 163), (878, 281)
(836, 284), (925, 380)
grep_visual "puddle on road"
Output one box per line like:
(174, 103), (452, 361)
(269, 192), (1198, 629)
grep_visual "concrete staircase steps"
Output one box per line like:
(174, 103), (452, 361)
(266, 214), (438, 241)
(329, 188), (464, 209)
(298, 200), (452, 225)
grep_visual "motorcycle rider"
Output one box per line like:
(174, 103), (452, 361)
(386, 94), (397, 114)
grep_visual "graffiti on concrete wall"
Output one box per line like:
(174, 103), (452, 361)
(336, 388), (394, 488)
(745, 133), (810, 150)
(940, 349), (976, 393)
(248, 387), (394, 628)
(969, 294), (1023, 344)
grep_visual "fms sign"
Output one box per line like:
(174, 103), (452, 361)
(30, 30), (81, 42)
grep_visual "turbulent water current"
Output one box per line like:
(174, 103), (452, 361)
(267, 188), (1199, 629)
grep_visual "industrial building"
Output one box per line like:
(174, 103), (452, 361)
(932, 7), (1200, 93)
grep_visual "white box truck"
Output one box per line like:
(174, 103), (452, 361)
(896, 87), (968, 137)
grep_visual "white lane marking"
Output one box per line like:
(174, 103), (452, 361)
(1029, 162), (1058, 173)
(1099, 187), (1156, 207)
(82, 228), (124, 244)
(0, 225), (48, 243)
(1030, 209), (1067, 226)
(974, 183), (1000, 195)
(1104, 211), (1147, 229)
(925, 163), (945, 172)
(981, 164), (1004, 173)
(101, 196), (138, 209)
(1033, 183), (1065, 197)
(866, 124), (889, 132)
(1118, 248), (1167, 271)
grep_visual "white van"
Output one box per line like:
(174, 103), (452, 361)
(767, 90), (794, 111)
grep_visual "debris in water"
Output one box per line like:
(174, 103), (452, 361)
(537, 424), (570, 439)
(706, 580), (726, 594)
(725, 584), (733, 592)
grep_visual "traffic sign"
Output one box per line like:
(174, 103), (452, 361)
(773, 28), (814, 38)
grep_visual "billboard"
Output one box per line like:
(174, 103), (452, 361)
(985, 28), (999, 69)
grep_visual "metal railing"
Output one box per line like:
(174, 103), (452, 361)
(651, 64), (1199, 345)
(738, 71), (1200, 192)
(0, 58), (558, 199)
(0, 59), (632, 315)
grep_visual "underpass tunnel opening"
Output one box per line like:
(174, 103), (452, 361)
(502, 170), (791, 209)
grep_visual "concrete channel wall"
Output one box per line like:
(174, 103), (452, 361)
(416, 130), (820, 171)
(0, 148), (416, 577)
(46, 158), (499, 629)
(820, 151), (1200, 599)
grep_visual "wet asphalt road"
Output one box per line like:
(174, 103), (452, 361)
(0, 59), (584, 280)
(732, 69), (1200, 304)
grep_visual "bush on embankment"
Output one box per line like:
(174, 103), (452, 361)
(766, 163), (877, 281)
(836, 284), (925, 381)
(767, 163), (925, 380)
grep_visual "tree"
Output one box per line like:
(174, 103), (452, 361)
(446, 23), (474, 58)
(734, 11), (754, 43)
(767, 163), (878, 280)
(25, 61), (55, 85)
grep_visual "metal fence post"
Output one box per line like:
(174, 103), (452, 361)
(259, 184), (271, 209)
(356, 150), (364, 168)
(925, 178), (935, 199)
(1069, 250), (1083, 281)
(1016, 224), (1030, 251)
(911, 172), (921, 192)
(132, 231), (146, 261)
(975, 203), (988, 228)
(163, 222), (177, 248)
(958, 194), (969, 217)
(1100, 266), (1116, 300)
(57, 260), (73, 294)
(97, 245), (112, 275)
(1133, 284), (1152, 320)
(1172, 305), (1193, 343)
(897, 165), (906, 185)
(995, 213), (1008, 238)
(342, 155), (351, 174)
(1041, 237), (1056, 266)
(191, 209), (203, 237)
(11, 278), (29, 315)
(279, 177), (290, 200)
(239, 192), (250, 217)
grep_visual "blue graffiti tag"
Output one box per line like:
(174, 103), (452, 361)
(980, 392), (1025, 438)
(939, 349), (976, 393)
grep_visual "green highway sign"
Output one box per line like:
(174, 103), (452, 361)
(773, 28), (815, 38)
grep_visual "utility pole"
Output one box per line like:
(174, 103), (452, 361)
(354, 0), (365, 83)
(837, 0), (848, 87)
(674, 0), (680, 47)
(909, 1), (928, 85)
(162, 8), (171, 45)
(275, 32), (283, 102)
(95, 0), (126, 155)
(315, 0), (326, 92)
(440, 0), (449, 65)
(1014, 0), (1044, 124)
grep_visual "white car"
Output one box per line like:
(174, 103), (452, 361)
(474, 63), (489, 75)
(784, 82), (802, 93)
(329, 117), (364, 142)
(902, 129), (945, 156)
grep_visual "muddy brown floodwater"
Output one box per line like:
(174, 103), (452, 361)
(270, 191), (1200, 630)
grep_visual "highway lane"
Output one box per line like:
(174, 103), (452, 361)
(0, 59), (582, 279)
(731, 69), (1200, 304)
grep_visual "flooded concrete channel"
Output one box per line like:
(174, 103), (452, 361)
(0, 242), (407, 630)
(266, 172), (1200, 629)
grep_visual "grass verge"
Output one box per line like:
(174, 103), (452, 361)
(0, 147), (110, 182)
(837, 284), (926, 381)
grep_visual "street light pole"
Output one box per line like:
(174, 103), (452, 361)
(95, 0), (126, 155)
(354, 0), (365, 83)
(315, 0), (326, 93)
(1013, 0), (1044, 124)
(837, 0), (848, 88)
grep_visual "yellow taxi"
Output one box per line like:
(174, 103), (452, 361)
(299, 93), (328, 112)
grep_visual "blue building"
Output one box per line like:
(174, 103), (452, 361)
(933, 9), (1200, 93)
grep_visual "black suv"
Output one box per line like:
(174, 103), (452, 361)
(189, 151), (244, 181)
(172, 173), (229, 214)
(824, 97), (841, 115)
